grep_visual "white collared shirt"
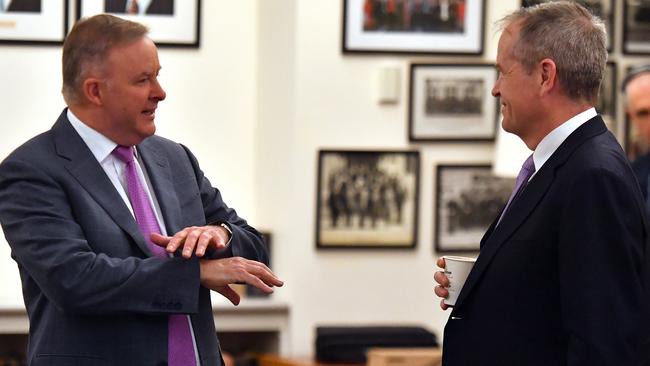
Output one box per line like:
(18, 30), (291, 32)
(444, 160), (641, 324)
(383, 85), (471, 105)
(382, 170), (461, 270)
(67, 109), (168, 235)
(530, 107), (598, 177)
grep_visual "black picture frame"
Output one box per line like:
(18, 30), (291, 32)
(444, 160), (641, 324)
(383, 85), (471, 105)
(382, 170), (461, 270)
(0, 0), (68, 45)
(434, 164), (514, 253)
(342, 0), (485, 55)
(316, 150), (420, 249)
(598, 61), (617, 134)
(408, 63), (498, 142)
(623, 0), (650, 55)
(76, 0), (201, 48)
(522, 0), (615, 52)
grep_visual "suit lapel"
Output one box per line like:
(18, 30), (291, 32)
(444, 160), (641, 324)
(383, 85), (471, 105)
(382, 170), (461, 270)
(453, 116), (608, 309)
(137, 139), (183, 235)
(52, 111), (152, 256)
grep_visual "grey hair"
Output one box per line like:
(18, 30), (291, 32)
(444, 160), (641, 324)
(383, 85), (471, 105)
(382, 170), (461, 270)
(61, 14), (149, 105)
(497, 1), (607, 104)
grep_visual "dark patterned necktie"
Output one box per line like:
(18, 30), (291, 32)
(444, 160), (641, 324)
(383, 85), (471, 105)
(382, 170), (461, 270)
(496, 154), (535, 226)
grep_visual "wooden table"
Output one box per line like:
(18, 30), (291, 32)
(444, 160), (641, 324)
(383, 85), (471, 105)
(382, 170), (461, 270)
(257, 354), (363, 366)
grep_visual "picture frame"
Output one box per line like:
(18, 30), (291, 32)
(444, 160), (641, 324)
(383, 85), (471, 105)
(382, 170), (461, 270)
(76, 0), (201, 48)
(623, 0), (650, 55)
(597, 62), (617, 134)
(435, 164), (514, 253)
(246, 231), (272, 298)
(0, 1), (68, 45)
(342, 0), (485, 55)
(522, 0), (615, 52)
(316, 150), (420, 249)
(408, 63), (498, 142)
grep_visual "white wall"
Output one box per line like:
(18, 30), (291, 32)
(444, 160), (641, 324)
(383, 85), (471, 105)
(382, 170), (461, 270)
(254, 0), (518, 357)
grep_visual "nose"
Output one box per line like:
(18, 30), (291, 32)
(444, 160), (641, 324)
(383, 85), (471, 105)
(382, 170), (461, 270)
(491, 80), (500, 98)
(151, 78), (166, 101)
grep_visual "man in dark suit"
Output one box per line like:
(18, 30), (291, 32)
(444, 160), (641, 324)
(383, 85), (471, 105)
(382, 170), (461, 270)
(434, 2), (649, 365)
(0, 14), (282, 366)
(0, 0), (41, 12)
(625, 65), (650, 216)
(104, 0), (173, 15)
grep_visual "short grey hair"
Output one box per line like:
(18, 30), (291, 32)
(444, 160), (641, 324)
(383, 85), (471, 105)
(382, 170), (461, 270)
(61, 14), (149, 105)
(498, 1), (607, 104)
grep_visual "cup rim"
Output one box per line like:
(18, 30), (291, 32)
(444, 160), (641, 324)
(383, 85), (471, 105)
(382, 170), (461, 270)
(443, 255), (477, 263)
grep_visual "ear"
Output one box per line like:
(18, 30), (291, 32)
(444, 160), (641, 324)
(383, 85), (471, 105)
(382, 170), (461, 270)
(81, 78), (103, 106)
(538, 58), (557, 97)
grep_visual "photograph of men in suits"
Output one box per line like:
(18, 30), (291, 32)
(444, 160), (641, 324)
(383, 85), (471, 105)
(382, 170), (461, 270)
(105, 0), (173, 16)
(0, 0), (41, 13)
(0, 14), (282, 366)
(434, 2), (649, 365)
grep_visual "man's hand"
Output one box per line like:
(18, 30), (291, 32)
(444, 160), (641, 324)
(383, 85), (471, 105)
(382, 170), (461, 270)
(199, 257), (284, 305)
(150, 225), (230, 258)
(434, 257), (451, 310)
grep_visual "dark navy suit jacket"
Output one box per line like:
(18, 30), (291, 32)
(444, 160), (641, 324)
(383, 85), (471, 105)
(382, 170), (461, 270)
(104, 0), (173, 15)
(442, 116), (649, 366)
(0, 109), (268, 365)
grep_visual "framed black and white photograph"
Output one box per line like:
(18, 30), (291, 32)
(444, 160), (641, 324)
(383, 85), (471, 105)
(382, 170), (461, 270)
(522, 0), (614, 52)
(316, 150), (420, 249)
(597, 62), (617, 134)
(408, 63), (497, 142)
(342, 0), (485, 55)
(77, 0), (200, 47)
(0, 0), (67, 45)
(624, 0), (650, 54)
(435, 164), (514, 253)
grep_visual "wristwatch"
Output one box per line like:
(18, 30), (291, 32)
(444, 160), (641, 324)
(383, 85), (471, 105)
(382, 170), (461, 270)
(219, 222), (233, 244)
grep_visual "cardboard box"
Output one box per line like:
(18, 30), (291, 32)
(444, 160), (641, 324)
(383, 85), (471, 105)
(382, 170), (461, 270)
(367, 347), (442, 366)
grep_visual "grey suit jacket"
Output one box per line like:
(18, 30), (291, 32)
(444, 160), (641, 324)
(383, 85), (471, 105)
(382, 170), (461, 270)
(0, 109), (268, 366)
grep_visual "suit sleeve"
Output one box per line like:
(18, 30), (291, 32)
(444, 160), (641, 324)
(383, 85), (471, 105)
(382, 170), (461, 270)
(0, 158), (201, 316)
(558, 167), (646, 365)
(180, 144), (269, 265)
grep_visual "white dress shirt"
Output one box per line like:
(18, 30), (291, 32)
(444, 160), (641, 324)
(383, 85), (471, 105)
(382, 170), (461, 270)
(531, 107), (598, 178)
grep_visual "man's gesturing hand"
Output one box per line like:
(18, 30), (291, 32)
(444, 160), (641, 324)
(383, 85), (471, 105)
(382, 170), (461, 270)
(199, 257), (284, 305)
(150, 225), (230, 258)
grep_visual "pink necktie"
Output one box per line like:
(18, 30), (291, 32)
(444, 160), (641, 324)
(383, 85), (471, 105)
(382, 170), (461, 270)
(112, 146), (197, 366)
(497, 154), (536, 226)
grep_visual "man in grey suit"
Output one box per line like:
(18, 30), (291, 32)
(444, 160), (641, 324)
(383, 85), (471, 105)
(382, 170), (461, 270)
(0, 14), (282, 366)
(434, 2), (649, 365)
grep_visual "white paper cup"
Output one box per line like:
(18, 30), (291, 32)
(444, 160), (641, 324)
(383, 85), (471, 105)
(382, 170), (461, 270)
(443, 256), (477, 306)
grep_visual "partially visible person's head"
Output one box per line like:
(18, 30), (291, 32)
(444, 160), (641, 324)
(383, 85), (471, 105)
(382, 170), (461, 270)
(492, 1), (607, 148)
(499, 1), (607, 104)
(62, 14), (166, 146)
(623, 64), (650, 152)
(62, 14), (149, 105)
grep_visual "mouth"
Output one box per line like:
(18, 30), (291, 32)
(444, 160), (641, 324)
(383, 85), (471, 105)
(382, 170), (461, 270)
(142, 107), (156, 119)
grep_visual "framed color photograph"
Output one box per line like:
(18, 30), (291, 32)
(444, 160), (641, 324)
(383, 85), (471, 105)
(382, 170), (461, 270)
(522, 0), (615, 52)
(624, 0), (650, 54)
(77, 0), (200, 47)
(342, 0), (485, 55)
(316, 150), (420, 249)
(0, 0), (67, 45)
(435, 164), (514, 253)
(408, 63), (497, 142)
